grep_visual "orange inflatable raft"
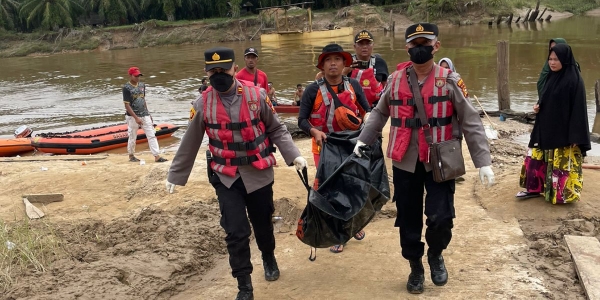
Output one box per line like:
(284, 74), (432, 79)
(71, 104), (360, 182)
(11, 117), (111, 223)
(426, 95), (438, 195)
(31, 123), (179, 154)
(0, 138), (34, 157)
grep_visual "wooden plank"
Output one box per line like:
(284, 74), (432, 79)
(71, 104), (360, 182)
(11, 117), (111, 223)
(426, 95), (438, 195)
(564, 235), (600, 300)
(23, 198), (45, 219)
(21, 193), (64, 204)
(0, 155), (107, 162)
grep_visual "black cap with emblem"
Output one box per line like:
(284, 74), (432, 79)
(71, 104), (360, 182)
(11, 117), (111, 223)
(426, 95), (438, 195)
(354, 30), (374, 43)
(204, 47), (235, 71)
(405, 23), (439, 43)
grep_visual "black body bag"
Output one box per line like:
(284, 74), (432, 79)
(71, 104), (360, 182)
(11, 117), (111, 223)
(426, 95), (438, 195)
(295, 129), (390, 249)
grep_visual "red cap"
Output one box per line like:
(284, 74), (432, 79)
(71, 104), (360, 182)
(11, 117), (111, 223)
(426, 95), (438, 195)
(128, 67), (143, 76)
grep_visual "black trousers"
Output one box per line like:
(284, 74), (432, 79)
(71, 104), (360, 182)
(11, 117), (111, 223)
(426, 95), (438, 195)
(393, 162), (455, 261)
(211, 176), (275, 278)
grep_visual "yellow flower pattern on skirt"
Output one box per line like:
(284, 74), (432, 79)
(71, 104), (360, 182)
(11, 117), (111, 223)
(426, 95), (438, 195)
(519, 146), (583, 204)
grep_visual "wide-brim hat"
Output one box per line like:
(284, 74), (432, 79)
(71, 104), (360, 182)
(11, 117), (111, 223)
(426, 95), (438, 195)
(316, 44), (353, 69)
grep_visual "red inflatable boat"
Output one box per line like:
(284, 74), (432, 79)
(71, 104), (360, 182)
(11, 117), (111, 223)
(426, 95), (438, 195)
(31, 123), (179, 154)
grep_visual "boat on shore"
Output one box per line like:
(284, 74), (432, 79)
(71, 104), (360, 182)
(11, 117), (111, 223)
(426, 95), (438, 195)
(31, 123), (179, 155)
(274, 105), (300, 114)
(261, 27), (354, 43)
(0, 138), (34, 157)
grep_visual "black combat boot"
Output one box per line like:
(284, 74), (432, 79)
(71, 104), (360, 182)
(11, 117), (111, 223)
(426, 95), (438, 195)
(235, 275), (254, 300)
(428, 254), (448, 286)
(262, 253), (280, 281)
(407, 259), (425, 294)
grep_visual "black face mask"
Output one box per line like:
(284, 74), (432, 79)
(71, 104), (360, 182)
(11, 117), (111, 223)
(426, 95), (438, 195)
(408, 45), (434, 65)
(210, 72), (234, 93)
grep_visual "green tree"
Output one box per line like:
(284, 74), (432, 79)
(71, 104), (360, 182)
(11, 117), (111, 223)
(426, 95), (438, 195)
(0, 0), (19, 30)
(142, 0), (182, 21)
(230, 0), (241, 17)
(19, 0), (81, 30)
(85, 0), (140, 25)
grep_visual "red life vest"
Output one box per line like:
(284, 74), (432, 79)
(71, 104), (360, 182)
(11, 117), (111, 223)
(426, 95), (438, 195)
(308, 77), (359, 154)
(396, 61), (413, 71)
(350, 55), (382, 108)
(386, 65), (454, 163)
(202, 82), (277, 177)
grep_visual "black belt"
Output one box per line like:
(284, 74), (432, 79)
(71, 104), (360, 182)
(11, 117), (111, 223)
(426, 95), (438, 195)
(212, 146), (276, 166)
(209, 134), (267, 151)
(428, 95), (450, 104)
(206, 118), (260, 130)
(390, 116), (453, 128)
(390, 99), (415, 106)
(390, 96), (450, 106)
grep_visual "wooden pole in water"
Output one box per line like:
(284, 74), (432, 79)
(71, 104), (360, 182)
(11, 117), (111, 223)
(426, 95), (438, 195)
(545, 14), (552, 21)
(308, 7), (312, 32)
(497, 41), (511, 110)
(389, 9), (393, 31)
(523, 9), (531, 22)
(506, 13), (513, 23)
(538, 7), (547, 20)
(275, 10), (280, 32)
(285, 8), (289, 31)
(592, 80), (600, 134)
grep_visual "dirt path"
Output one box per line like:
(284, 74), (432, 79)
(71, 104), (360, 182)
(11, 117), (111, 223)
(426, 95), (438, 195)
(1, 119), (598, 299)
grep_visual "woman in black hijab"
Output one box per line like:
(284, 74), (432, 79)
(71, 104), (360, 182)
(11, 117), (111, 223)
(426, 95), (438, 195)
(518, 44), (590, 204)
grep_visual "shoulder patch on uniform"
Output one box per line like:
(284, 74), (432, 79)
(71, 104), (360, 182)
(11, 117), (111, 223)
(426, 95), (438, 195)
(265, 96), (276, 114)
(189, 106), (196, 121)
(457, 78), (468, 98)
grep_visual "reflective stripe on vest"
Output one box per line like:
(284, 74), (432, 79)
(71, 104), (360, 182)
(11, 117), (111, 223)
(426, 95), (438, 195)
(386, 65), (453, 163)
(203, 83), (276, 176)
(351, 55), (381, 107)
(314, 77), (354, 133)
(308, 77), (358, 155)
(351, 54), (377, 82)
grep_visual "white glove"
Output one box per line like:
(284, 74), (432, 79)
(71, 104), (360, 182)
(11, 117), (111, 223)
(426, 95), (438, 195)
(166, 180), (177, 194)
(363, 112), (371, 123)
(479, 166), (495, 188)
(293, 156), (307, 171)
(353, 140), (366, 157)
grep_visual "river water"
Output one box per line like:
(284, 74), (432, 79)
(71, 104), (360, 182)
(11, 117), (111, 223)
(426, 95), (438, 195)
(1, 16), (599, 139)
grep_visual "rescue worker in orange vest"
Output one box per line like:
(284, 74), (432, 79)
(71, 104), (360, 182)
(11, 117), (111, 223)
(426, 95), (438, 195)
(297, 43), (371, 254)
(346, 30), (389, 109)
(355, 23), (496, 294)
(166, 47), (308, 300)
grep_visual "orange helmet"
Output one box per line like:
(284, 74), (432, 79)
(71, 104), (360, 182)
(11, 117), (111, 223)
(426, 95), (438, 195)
(334, 106), (361, 131)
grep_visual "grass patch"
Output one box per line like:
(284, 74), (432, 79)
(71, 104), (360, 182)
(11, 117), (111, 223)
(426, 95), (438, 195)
(6, 42), (53, 57)
(543, 0), (599, 14)
(0, 218), (66, 293)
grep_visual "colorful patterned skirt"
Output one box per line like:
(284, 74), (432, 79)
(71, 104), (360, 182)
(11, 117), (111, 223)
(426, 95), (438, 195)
(519, 146), (583, 204)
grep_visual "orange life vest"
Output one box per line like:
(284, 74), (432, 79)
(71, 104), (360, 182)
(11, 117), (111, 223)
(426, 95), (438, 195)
(350, 55), (382, 108)
(202, 82), (276, 177)
(308, 77), (359, 155)
(387, 65), (454, 163)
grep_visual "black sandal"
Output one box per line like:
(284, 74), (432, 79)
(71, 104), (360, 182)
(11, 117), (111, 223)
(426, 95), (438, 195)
(129, 156), (140, 162)
(155, 157), (168, 163)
